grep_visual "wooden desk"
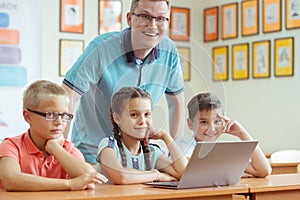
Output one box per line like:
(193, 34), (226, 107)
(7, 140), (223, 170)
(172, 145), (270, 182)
(0, 183), (249, 200)
(268, 159), (299, 174)
(240, 173), (300, 200)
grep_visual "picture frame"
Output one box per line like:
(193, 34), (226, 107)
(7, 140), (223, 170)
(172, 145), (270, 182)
(286, 0), (300, 29)
(59, 39), (84, 76)
(241, 0), (259, 36)
(170, 7), (190, 41)
(212, 46), (228, 81)
(232, 43), (249, 80)
(252, 40), (271, 78)
(177, 47), (190, 81)
(263, 0), (282, 33)
(60, 0), (84, 33)
(274, 37), (294, 77)
(221, 3), (238, 40)
(98, 0), (122, 34)
(203, 6), (218, 42)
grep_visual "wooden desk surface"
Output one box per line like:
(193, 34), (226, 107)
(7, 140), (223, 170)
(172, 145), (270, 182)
(268, 159), (300, 174)
(2, 174), (300, 200)
(239, 173), (300, 200)
(0, 182), (249, 200)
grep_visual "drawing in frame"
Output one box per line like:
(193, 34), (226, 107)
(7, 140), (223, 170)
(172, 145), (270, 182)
(286, 0), (300, 29)
(242, 0), (259, 36)
(252, 40), (271, 78)
(170, 7), (190, 41)
(263, 0), (281, 33)
(212, 46), (228, 81)
(177, 47), (190, 81)
(98, 0), (122, 34)
(60, 0), (84, 33)
(221, 3), (238, 40)
(203, 6), (218, 42)
(232, 43), (249, 80)
(274, 37), (294, 77)
(59, 39), (84, 77)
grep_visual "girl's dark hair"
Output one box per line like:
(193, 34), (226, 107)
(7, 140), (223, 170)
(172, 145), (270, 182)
(187, 93), (222, 120)
(111, 87), (152, 170)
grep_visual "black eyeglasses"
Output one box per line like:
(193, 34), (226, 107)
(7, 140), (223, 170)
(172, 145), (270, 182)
(27, 109), (73, 122)
(131, 13), (169, 24)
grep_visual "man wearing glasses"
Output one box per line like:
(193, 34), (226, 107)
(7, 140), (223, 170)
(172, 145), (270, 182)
(62, 0), (185, 164)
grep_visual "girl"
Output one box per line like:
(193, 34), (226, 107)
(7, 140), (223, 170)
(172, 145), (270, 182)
(96, 87), (187, 184)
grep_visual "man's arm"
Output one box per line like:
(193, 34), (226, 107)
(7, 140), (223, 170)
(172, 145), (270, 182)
(62, 83), (81, 139)
(165, 92), (185, 140)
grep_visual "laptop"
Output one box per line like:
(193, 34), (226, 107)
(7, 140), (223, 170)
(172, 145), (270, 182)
(146, 140), (258, 189)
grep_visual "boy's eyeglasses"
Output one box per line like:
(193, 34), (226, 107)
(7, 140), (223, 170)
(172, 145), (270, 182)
(27, 109), (73, 122)
(131, 13), (169, 25)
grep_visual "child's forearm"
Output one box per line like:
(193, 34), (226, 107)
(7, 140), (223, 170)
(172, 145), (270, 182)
(237, 129), (272, 177)
(2, 173), (71, 191)
(163, 134), (188, 179)
(47, 142), (95, 177)
(248, 146), (272, 177)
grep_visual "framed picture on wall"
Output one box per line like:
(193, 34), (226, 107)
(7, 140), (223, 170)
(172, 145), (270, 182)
(177, 47), (190, 81)
(263, 0), (282, 33)
(252, 40), (271, 78)
(98, 0), (122, 34)
(60, 0), (84, 33)
(59, 39), (84, 76)
(274, 37), (294, 77)
(241, 0), (259, 36)
(286, 0), (300, 29)
(203, 6), (218, 42)
(221, 3), (238, 40)
(170, 7), (190, 41)
(212, 46), (228, 81)
(232, 43), (249, 80)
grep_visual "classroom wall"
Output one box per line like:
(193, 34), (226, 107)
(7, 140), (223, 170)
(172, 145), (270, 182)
(40, 0), (300, 154)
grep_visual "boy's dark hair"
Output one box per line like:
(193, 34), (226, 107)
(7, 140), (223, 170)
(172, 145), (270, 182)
(187, 93), (222, 120)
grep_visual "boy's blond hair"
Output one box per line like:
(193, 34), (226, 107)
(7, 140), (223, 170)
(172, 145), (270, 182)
(23, 80), (69, 109)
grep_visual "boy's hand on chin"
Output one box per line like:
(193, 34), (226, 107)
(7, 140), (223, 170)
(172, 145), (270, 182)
(45, 135), (65, 153)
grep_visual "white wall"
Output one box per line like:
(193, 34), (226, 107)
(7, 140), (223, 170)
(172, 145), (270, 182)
(182, 0), (300, 153)
(40, 0), (300, 154)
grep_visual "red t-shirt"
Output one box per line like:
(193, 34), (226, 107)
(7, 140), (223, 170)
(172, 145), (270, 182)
(0, 130), (84, 189)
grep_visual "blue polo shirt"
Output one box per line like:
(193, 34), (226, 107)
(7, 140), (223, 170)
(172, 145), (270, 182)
(63, 28), (183, 163)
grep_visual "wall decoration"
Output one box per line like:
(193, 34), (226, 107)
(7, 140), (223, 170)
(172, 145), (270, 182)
(242, 0), (259, 36)
(212, 46), (228, 81)
(286, 0), (300, 29)
(252, 40), (271, 78)
(177, 47), (190, 81)
(60, 0), (84, 33)
(263, 0), (281, 33)
(170, 7), (190, 41)
(221, 3), (238, 40)
(203, 6), (218, 42)
(232, 43), (249, 80)
(98, 0), (122, 34)
(59, 39), (84, 76)
(274, 37), (294, 76)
